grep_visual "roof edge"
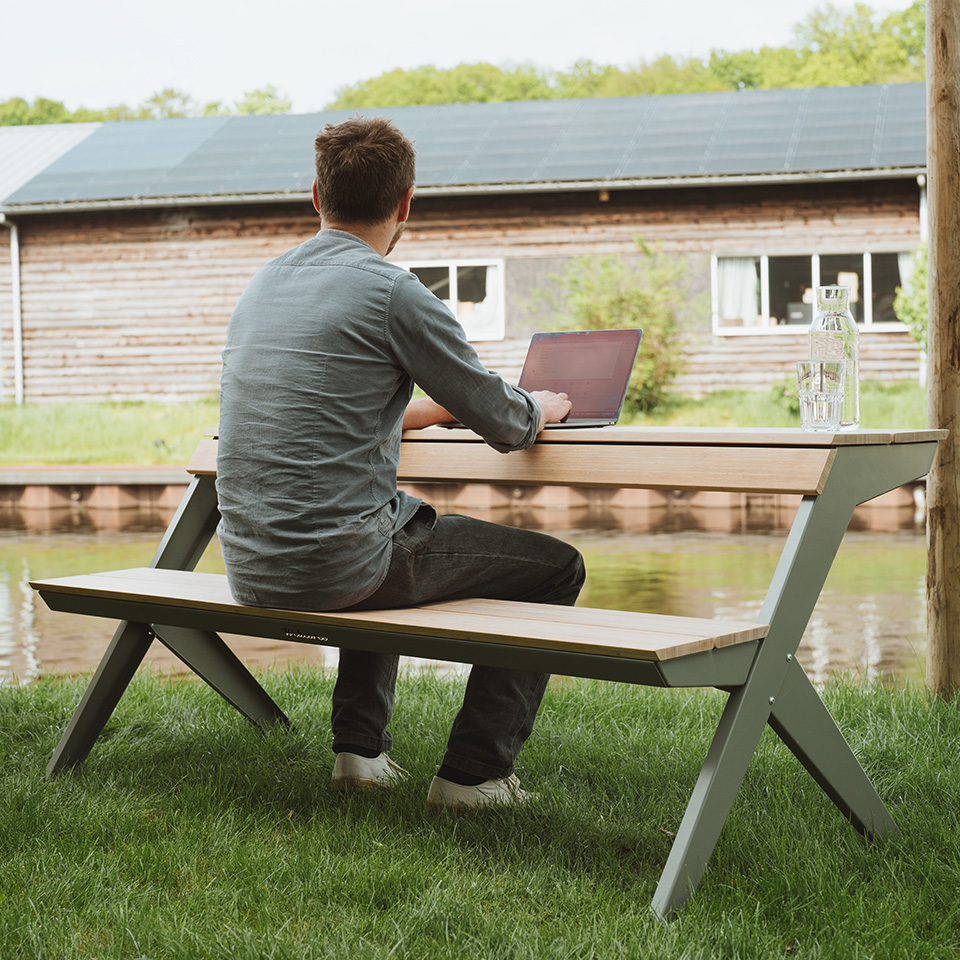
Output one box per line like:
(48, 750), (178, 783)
(0, 166), (926, 215)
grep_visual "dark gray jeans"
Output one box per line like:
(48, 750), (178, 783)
(331, 506), (585, 780)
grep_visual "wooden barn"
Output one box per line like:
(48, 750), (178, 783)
(0, 83), (925, 405)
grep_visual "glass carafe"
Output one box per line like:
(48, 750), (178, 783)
(808, 285), (859, 430)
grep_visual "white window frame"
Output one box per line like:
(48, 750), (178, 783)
(711, 251), (914, 336)
(397, 258), (506, 342)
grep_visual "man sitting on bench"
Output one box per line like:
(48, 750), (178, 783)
(215, 116), (583, 809)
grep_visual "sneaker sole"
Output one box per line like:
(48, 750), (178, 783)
(331, 777), (396, 791)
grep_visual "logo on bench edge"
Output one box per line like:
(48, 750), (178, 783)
(283, 630), (330, 643)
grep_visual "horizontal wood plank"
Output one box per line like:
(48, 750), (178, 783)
(397, 440), (836, 494)
(31, 568), (768, 663)
(190, 429), (945, 491)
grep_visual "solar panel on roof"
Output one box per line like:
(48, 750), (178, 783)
(1, 84), (927, 205)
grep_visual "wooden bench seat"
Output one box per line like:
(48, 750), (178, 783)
(32, 567), (769, 689)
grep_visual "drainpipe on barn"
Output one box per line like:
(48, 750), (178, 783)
(0, 214), (24, 405)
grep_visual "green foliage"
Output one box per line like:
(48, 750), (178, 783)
(331, 62), (552, 108)
(790, 0), (926, 85)
(234, 84), (293, 115)
(142, 87), (195, 119)
(0, 85), (292, 127)
(330, 1), (925, 109)
(893, 242), (928, 353)
(534, 240), (689, 414)
(713, 0), (925, 90)
(769, 375), (801, 418)
(0, 96), (81, 125)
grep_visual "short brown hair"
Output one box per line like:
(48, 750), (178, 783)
(313, 116), (416, 225)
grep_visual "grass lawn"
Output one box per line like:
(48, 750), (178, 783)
(0, 398), (221, 466)
(0, 382), (928, 466)
(2, 669), (958, 959)
(625, 380), (928, 430)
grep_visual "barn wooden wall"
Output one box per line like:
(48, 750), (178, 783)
(4, 178), (922, 404)
(15, 206), (315, 403)
(406, 179), (922, 258)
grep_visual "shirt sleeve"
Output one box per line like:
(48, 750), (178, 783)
(385, 271), (541, 453)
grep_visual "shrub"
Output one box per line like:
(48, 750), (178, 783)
(893, 242), (928, 353)
(533, 239), (690, 413)
(769, 375), (800, 417)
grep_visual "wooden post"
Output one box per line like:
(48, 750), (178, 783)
(926, 0), (960, 698)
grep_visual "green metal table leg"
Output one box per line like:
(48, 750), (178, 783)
(652, 486), (856, 917)
(768, 657), (898, 836)
(651, 680), (775, 918)
(652, 442), (939, 917)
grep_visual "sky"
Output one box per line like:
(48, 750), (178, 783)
(4, 0), (894, 115)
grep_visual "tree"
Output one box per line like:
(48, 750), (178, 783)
(331, 62), (551, 109)
(534, 239), (690, 414)
(0, 96), (79, 125)
(141, 88), (196, 119)
(709, 1), (926, 90)
(790, 1), (925, 84)
(709, 46), (804, 90)
(0, 97), (31, 125)
(234, 85), (292, 115)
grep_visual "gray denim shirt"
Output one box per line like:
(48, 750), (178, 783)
(216, 230), (541, 610)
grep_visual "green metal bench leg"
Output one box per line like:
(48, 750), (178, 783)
(48, 476), (222, 774)
(151, 624), (290, 730)
(47, 620), (154, 775)
(768, 658), (898, 836)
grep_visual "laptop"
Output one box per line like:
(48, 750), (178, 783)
(442, 328), (642, 429)
(517, 328), (642, 428)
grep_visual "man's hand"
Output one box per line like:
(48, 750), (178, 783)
(402, 397), (456, 430)
(530, 390), (573, 432)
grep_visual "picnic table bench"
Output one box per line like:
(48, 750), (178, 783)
(30, 426), (944, 917)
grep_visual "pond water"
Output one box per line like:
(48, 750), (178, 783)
(0, 502), (928, 687)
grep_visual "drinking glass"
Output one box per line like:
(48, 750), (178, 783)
(796, 360), (845, 432)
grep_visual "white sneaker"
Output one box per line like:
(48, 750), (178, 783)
(331, 752), (409, 790)
(426, 773), (535, 810)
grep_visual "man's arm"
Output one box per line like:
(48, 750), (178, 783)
(388, 273), (570, 450)
(402, 391), (571, 432)
(402, 397), (456, 430)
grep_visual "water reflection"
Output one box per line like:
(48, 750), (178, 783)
(0, 498), (928, 687)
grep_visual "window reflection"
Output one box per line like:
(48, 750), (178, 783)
(404, 261), (504, 341)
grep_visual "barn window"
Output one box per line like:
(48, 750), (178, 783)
(712, 252), (914, 334)
(402, 260), (505, 341)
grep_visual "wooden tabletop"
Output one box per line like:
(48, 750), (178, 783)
(207, 425), (945, 447)
(403, 426), (947, 447)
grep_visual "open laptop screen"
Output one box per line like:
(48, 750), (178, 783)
(518, 329), (642, 422)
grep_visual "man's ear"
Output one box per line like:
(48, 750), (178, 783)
(398, 185), (415, 223)
(311, 179), (322, 216)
